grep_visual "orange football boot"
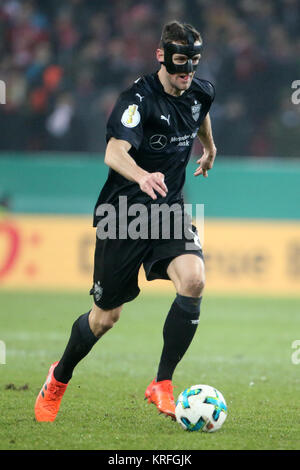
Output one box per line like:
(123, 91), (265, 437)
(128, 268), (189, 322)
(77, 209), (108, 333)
(35, 361), (68, 422)
(145, 378), (176, 419)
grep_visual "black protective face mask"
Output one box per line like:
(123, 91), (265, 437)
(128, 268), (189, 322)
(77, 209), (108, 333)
(161, 35), (202, 75)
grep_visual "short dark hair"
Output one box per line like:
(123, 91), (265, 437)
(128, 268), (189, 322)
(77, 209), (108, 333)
(159, 21), (202, 47)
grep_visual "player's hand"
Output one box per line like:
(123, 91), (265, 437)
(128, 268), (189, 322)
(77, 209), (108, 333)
(138, 172), (168, 200)
(194, 146), (217, 177)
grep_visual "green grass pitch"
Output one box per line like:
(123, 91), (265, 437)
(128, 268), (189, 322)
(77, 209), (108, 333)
(0, 290), (300, 450)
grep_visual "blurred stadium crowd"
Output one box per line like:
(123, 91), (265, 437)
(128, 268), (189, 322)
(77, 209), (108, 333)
(0, 0), (299, 157)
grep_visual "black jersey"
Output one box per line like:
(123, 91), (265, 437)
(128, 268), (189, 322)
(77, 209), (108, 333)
(93, 72), (215, 227)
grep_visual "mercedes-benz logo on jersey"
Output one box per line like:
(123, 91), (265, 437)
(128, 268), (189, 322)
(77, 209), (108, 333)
(149, 134), (167, 150)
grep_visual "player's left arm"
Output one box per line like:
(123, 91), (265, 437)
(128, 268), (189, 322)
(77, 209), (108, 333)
(194, 113), (217, 177)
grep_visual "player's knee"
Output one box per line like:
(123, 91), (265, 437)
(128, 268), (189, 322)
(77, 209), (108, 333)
(90, 305), (122, 336)
(179, 275), (205, 297)
(98, 318), (114, 333)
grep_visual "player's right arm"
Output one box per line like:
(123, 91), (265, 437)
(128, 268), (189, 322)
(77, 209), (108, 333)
(105, 137), (168, 200)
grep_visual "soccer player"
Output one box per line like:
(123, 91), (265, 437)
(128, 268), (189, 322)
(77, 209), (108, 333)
(35, 20), (217, 422)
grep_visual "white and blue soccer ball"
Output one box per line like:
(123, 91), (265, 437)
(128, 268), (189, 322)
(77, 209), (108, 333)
(175, 384), (227, 432)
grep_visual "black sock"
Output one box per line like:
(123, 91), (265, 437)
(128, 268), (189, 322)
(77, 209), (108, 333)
(156, 294), (202, 382)
(53, 311), (99, 384)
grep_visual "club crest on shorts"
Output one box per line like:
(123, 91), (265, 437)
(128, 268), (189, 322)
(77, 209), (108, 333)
(121, 104), (141, 128)
(93, 281), (103, 302)
(191, 100), (202, 121)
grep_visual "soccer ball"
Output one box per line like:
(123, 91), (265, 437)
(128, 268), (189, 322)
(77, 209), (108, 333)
(175, 384), (227, 432)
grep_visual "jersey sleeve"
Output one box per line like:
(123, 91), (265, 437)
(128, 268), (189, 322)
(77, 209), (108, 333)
(194, 78), (216, 106)
(106, 90), (146, 150)
(206, 80), (215, 103)
(201, 80), (215, 104)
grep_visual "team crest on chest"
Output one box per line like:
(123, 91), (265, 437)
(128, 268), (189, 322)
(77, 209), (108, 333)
(191, 100), (202, 121)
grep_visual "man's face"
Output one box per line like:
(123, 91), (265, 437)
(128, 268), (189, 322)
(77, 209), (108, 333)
(157, 41), (201, 92)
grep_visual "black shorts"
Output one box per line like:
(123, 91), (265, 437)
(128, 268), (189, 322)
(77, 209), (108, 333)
(90, 224), (203, 310)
